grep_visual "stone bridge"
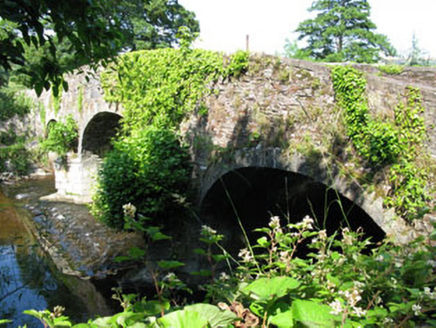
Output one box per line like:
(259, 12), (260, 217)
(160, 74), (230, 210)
(29, 55), (436, 242)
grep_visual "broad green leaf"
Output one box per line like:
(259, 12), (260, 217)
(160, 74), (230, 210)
(292, 300), (338, 328)
(0, 320), (12, 325)
(158, 310), (208, 328)
(244, 277), (300, 300)
(128, 247), (146, 259)
(185, 304), (238, 327)
(134, 300), (170, 316)
(269, 310), (294, 328)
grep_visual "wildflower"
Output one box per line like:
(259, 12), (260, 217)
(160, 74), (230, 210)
(342, 228), (353, 245)
(423, 287), (436, 300)
(219, 272), (230, 281)
(269, 216), (281, 229)
(352, 306), (367, 317)
(238, 248), (253, 262)
(376, 255), (384, 262)
(391, 277), (398, 287)
(329, 300), (343, 315)
(122, 203), (136, 219)
(163, 272), (177, 281)
(318, 229), (327, 240)
(383, 317), (393, 324)
(326, 280), (336, 293)
(394, 259), (403, 268)
(412, 304), (422, 316)
(339, 288), (361, 307)
(427, 260), (436, 267)
(301, 215), (314, 230)
(354, 281), (365, 290)
(201, 225), (217, 236)
(279, 251), (289, 262)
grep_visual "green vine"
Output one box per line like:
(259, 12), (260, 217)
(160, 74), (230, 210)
(101, 47), (248, 131)
(52, 83), (63, 115)
(77, 86), (84, 113)
(332, 66), (432, 221)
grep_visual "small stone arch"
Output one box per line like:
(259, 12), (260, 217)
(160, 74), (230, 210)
(45, 119), (57, 138)
(200, 166), (386, 254)
(81, 112), (123, 156)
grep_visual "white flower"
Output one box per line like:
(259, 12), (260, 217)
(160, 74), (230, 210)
(376, 255), (384, 262)
(354, 281), (365, 289)
(329, 300), (343, 315)
(427, 260), (436, 267)
(301, 216), (314, 230)
(219, 272), (230, 281)
(352, 306), (367, 317)
(122, 203), (136, 218)
(318, 229), (327, 240)
(269, 216), (281, 229)
(412, 304), (422, 316)
(394, 259), (403, 268)
(238, 248), (253, 262)
(201, 225), (217, 236)
(342, 228), (353, 245)
(383, 317), (393, 324)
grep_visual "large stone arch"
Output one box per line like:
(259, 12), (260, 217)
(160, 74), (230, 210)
(81, 112), (123, 156)
(196, 146), (409, 243)
(200, 166), (386, 253)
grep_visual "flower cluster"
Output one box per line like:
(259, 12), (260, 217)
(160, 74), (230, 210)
(329, 286), (367, 318)
(122, 203), (137, 219)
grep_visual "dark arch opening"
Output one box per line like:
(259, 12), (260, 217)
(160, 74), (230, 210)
(82, 112), (122, 156)
(200, 167), (385, 254)
(45, 119), (57, 138)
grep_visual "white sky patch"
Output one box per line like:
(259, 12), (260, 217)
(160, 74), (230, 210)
(179, 0), (436, 58)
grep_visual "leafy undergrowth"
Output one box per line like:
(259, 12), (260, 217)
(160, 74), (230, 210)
(8, 215), (436, 328)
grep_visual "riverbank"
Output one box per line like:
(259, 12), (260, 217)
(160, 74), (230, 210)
(2, 176), (145, 279)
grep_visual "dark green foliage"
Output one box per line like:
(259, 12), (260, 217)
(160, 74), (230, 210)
(0, 83), (32, 121)
(0, 0), (124, 95)
(296, 0), (396, 63)
(332, 66), (432, 220)
(40, 115), (78, 158)
(0, 129), (32, 176)
(91, 127), (191, 229)
(0, 0), (198, 95)
(114, 0), (199, 51)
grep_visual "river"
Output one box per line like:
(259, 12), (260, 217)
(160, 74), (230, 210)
(0, 177), (111, 327)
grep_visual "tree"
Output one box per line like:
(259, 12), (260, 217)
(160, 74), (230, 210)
(0, 0), (199, 95)
(114, 0), (199, 51)
(296, 0), (396, 63)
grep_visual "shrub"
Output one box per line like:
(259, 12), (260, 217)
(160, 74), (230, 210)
(91, 127), (191, 229)
(0, 143), (32, 176)
(40, 115), (78, 158)
(379, 64), (404, 75)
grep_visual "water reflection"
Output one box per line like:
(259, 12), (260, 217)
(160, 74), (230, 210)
(0, 180), (109, 327)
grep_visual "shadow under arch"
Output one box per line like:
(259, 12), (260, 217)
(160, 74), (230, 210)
(81, 112), (123, 156)
(200, 167), (385, 254)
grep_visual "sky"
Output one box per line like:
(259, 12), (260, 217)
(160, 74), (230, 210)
(178, 0), (436, 58)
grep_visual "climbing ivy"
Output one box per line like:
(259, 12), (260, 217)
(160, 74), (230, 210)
(332, 66), (432, 221)
(77, 86), (84, 113)
(40, 115), (78, 159)
(95, 33), (249, 229)
(101, 46), (248, 130)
